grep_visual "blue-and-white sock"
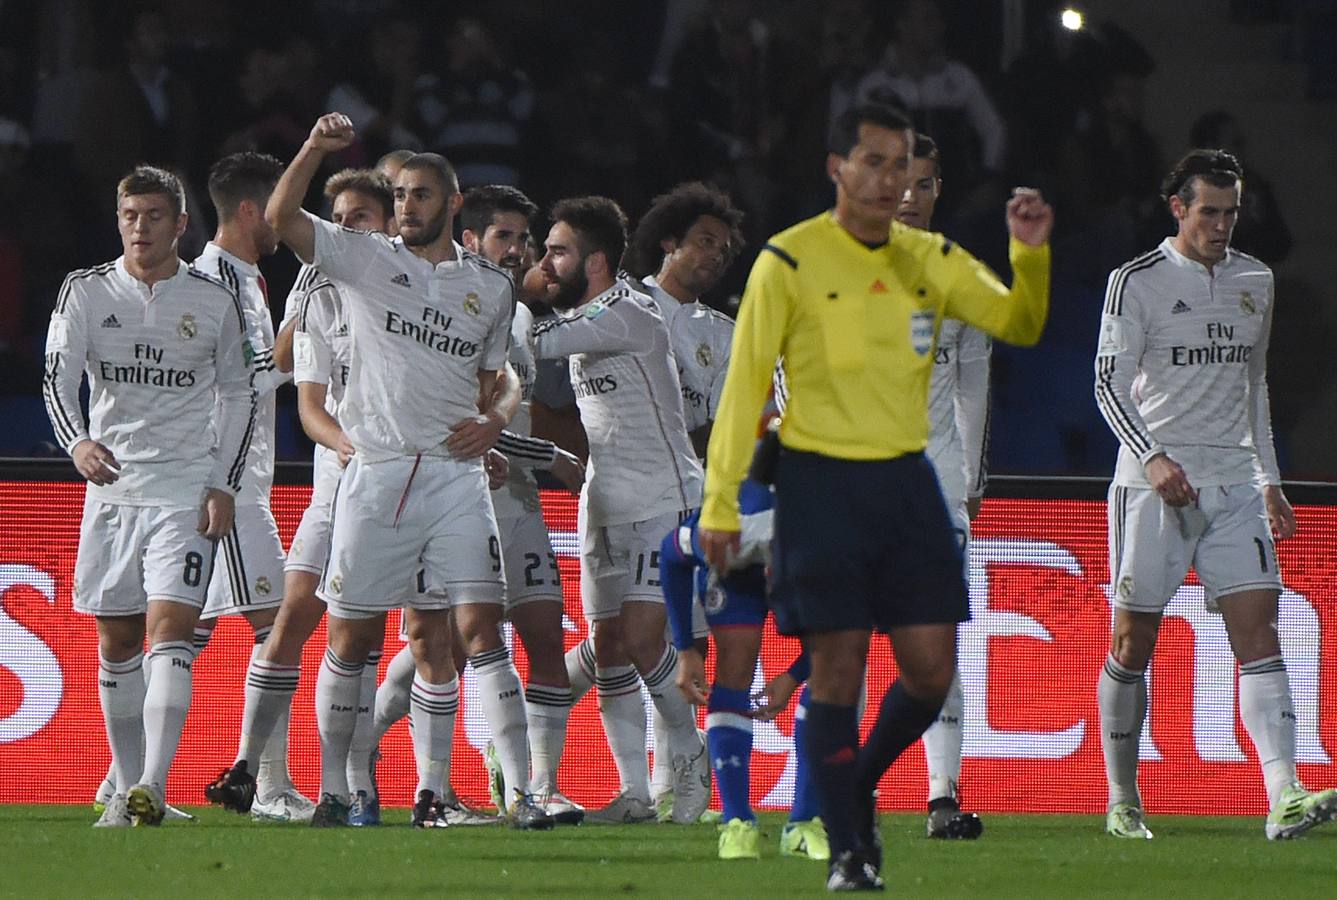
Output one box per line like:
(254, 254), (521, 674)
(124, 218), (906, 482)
(789, 685), (821, 823)
(706, 685), (753, 822)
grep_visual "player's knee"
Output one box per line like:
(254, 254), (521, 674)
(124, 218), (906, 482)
(899, 666), (954, 707)
(1109, 630), (1153, 671)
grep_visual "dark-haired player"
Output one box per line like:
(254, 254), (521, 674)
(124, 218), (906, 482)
(1094, 148), (1336, 841)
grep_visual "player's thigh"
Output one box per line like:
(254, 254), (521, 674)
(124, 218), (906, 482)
(320, 456), (427, 614)
(886, 622), (957, 700)
(420, 461), (505, 607)
(141, 506), (217, 609)
(1193, 484), (1283, 605)
(203, 501), (285, 617)
(1108, 484), (1193, 614)
(871, 455), (969, 631)
(499, 511), (562, 614)
(74, 498), (152, 616)
(286, 448), (341, 576)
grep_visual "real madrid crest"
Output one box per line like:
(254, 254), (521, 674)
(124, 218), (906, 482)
(255, 576), (271, 596)
(177, 314), (197, 340)
(1117, 575), (1134, 599)
(329, 574), (343, 594)
(1240, 291), (1257, 315)
(464, 292), (481, 315)
(696, 343), (712, 367)
(291, 538), (304, 557)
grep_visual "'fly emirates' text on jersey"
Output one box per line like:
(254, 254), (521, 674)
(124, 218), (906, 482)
(532, 279), (703, 526)
(43, 257), (256, 506)
(1096, 238), (1280, 488)
(309, 215), (513, 460)
(196, 242), (291, 504)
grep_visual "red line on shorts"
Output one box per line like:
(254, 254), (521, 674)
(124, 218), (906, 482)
(394, 453), (422, 527)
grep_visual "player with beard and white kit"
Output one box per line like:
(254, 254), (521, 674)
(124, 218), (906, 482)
(526, 196), (710, 826)
(561, 181), (745, 820)
(204, 168), (396, 824)
(264, 113), (551, 830)
(44, 165), (255, 826)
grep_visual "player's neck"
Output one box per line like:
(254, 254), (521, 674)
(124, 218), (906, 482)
(212, 228), (259, 266)
(407, 234), (458, 267)
(832, 206), (893, 247)
(1172, 234), (1223, 275)
(654, 267), (696, 305)
(584, 274), (616, 304)
(124, 254), (179, 288)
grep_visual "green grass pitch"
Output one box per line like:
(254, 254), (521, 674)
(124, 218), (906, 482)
(4, 806), (1331, 897)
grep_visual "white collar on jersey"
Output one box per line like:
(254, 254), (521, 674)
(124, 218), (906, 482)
(391, 236), (471, 273)
(1158, 236), (1242, 275)
(113, 256), (190, 293)
(641, 274), (700, 310)
(199, 241), (260, 278)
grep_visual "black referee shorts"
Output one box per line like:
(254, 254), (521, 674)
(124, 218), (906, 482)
(768, 448), (969, 636)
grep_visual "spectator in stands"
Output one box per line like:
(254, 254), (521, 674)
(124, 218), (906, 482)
(855, 0), (1007, 213)
(1189, 110), (1292, 265)
(324, 17), (423, 164)
(413, 16), (533, 188)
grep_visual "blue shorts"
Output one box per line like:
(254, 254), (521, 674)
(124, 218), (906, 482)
(769, 449), (968, 636)
(696, 564), (768, 630)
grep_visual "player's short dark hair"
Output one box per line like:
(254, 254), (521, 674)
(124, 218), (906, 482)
(399, 153), (460, 196)
(550, 196), (628, 271)
(460, 184), (539, 236)
(912, 132), (942, 178)
(1160, 148), (1244, 207)
(828, 102), (913, 156)
(624, 181), (746, 279)
(207, 151), (284, 222)
(323, 168), (394, 220)
(375, 148), (414, 175)
(117, 165), (186, 218)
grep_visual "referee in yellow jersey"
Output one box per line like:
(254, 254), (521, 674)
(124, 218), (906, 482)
(699, 104), (1054, 892)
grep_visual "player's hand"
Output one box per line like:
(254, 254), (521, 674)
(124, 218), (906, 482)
(1263, 484), (1296, 540)
(446, 412), (505, 459)
(699, 528), (740, 572)
(550, 449), (585, 493)
(675, 646), (710, 705)
(1006, 188), (1054, 247)
(751, 671), (800, 721)
(1144, 453), (1197, 507)
(967, 496), (982, 521)
(333, 431), (356, 468)
(484, 449), (509, 489)
(198, 488), (236, 540)
(72, 439), (121, 486)
(306, 113), (356, 153)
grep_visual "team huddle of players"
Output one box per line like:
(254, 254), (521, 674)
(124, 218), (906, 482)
(43, 100), (1334, 890)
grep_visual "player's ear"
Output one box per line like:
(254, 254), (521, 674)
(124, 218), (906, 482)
(659, 236), (678, 257)
(175, 212), (188, 239)
(1168, 194), (1186, 222)
(448, 192), (464, 215)
(461, 228), (479, 253)
(826, 153), (844, 187)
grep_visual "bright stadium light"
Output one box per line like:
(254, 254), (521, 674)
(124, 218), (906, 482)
(1060, 8), (1085, 31)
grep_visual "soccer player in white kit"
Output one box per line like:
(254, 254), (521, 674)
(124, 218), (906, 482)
(899, 134), (987, 840)
(528, 196), (711, 825)
(43, 165), (255, 826)
(1094, 149), (1336, 840)
(565, 181), (744, 819)
(205, 169), (395, 824)
(189, 151), (318, 820)
(266, 113), (551, 830)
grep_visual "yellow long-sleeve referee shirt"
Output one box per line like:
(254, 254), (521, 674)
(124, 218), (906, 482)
(701, 212), (1050, 531)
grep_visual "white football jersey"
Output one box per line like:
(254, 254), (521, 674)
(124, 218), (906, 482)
(926, 318), (991, 506)
(492, 301), (559, 520)
(1095, 238), (1280, 488)
(292, 278), (351, 417)
(42, 257), (255, 506)
(642, 276), (735, 438)
(309, 214), (513, 460)
(281, 262), (322, 329)
(195, 243), (291, 504)
(532, 278), (703, 526)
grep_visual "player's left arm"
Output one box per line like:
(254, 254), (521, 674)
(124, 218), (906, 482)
(203, 297), (255, 539)
(955, 325), (992, 516)
(448, 295), (516, 459)
(272, 316), (297, 374)
(1249, 280), (1294, 539)
(941, 190), (1053, 347)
